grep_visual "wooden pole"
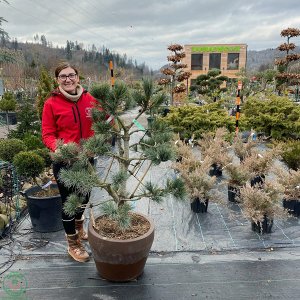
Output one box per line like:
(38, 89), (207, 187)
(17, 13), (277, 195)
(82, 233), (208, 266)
(109, 60), (114, 87)
(235, 81), (242, 136)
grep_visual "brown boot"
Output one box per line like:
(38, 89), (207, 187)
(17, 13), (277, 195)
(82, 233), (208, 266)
(75, 216), (88, 240)
(66, 232), (89, 263)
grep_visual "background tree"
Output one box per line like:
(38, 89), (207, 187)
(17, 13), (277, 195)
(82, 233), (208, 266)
(190, 68), (229, 102)
(8, 96), (40, 139)
(65, 40), (72, 60)
(0, 1), (15, 64)
(158, 44), (191, 105)
(275, 27), (300, 95)
(0, 1), (9, 44)
(35, 67), (56, 120)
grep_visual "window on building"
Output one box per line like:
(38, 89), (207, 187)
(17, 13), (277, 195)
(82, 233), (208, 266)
(191, 54), (203, 70)
(209, 53), (221, 70)
(227, 53), (239, 70)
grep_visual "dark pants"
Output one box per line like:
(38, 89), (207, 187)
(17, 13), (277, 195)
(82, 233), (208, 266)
(52, 159), (94, 235)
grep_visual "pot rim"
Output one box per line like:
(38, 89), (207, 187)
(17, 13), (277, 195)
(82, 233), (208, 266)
(88, 212), (155, 243)
(22, 184), (61, 200)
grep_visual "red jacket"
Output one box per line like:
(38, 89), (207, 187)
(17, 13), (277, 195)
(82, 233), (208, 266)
(42, 89), (99, 152)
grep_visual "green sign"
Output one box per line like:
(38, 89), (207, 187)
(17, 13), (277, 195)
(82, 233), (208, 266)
(191, 45), (241, 53)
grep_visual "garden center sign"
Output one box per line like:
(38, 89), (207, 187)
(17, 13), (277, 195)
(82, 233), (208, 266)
(191, 45), (241, 53)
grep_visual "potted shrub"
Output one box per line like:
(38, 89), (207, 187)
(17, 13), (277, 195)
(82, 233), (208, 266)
(275, 166), (300, 217)
(223, 163), (250, 203)
(198, 128), (231, 177)
(54, 80), (185, 281)
(173, 141), (222, 213)
(238, 180), (288, 234)
(242, 147), (281, 186)
(0, 138), (27, 163)
(232, 134), (257, 162)
(0, 91), (17, 131)
(13, 150), (63, 232)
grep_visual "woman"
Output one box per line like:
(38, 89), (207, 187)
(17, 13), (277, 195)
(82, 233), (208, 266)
(42, 62), (99, 263)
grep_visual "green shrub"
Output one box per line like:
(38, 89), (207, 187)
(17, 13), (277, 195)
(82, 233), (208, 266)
(0, 138), (27, 162)
(281, 140), (300, 170)
(13, 151), (45, 180)
(163, 102), (235, 138)
(23, 133), (44, 150)
(241, 94), (300, 139)
(32, 148), (52, 168)
(0, 92), (17, 112)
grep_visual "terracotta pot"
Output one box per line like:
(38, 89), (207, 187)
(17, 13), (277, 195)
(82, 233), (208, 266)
(88, 212), (154, 282)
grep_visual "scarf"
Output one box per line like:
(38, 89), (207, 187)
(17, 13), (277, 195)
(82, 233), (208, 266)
(58, 84), (84, 102)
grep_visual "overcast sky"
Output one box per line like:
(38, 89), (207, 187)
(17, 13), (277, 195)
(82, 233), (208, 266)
(1, 0), (300, 70)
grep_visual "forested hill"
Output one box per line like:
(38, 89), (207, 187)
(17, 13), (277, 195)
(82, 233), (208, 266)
(0, 38), (152, 82)
(247, 46), (300, 71)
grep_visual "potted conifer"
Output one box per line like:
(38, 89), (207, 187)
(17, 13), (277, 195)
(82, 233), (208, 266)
(173, 141), (222, 213)
(13, 149), (63, 232)
(224, 163), (250, 202)
(197, 128), (231, 177)
(238, 180), (288, 234)
(54, 79), (185, 281)
(242, 147), (281, 186)
(232, 134), (257, 162)
(275, 166), (300, 217)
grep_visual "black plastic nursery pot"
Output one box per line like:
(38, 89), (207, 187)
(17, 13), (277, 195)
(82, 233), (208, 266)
(191, 198), (209, 213)
(0, 112), (17, 125)
(250, 174), (265, 187)
(22, 184), (63, 232)
(251, 215), (273, 234)
(283, 199), (300, 217)
(228, 185), (240, 203)
(209, 164), (222, 177)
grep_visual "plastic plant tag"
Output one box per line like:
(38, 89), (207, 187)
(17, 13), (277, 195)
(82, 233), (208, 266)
(133, 119), (145, 131)
(106, 115), (114, 124)
(42, 180), (53, 189)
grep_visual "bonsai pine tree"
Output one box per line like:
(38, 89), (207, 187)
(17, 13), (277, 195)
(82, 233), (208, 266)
(0, 91), (17, 131)
(53, 79), (185, 231)
(275, 27), (300, 95)
(190, 68), (229, 102)
(158, 44), (191, 105)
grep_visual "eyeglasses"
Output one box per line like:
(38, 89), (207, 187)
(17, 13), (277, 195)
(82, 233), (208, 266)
(58, 73), (77, 81)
